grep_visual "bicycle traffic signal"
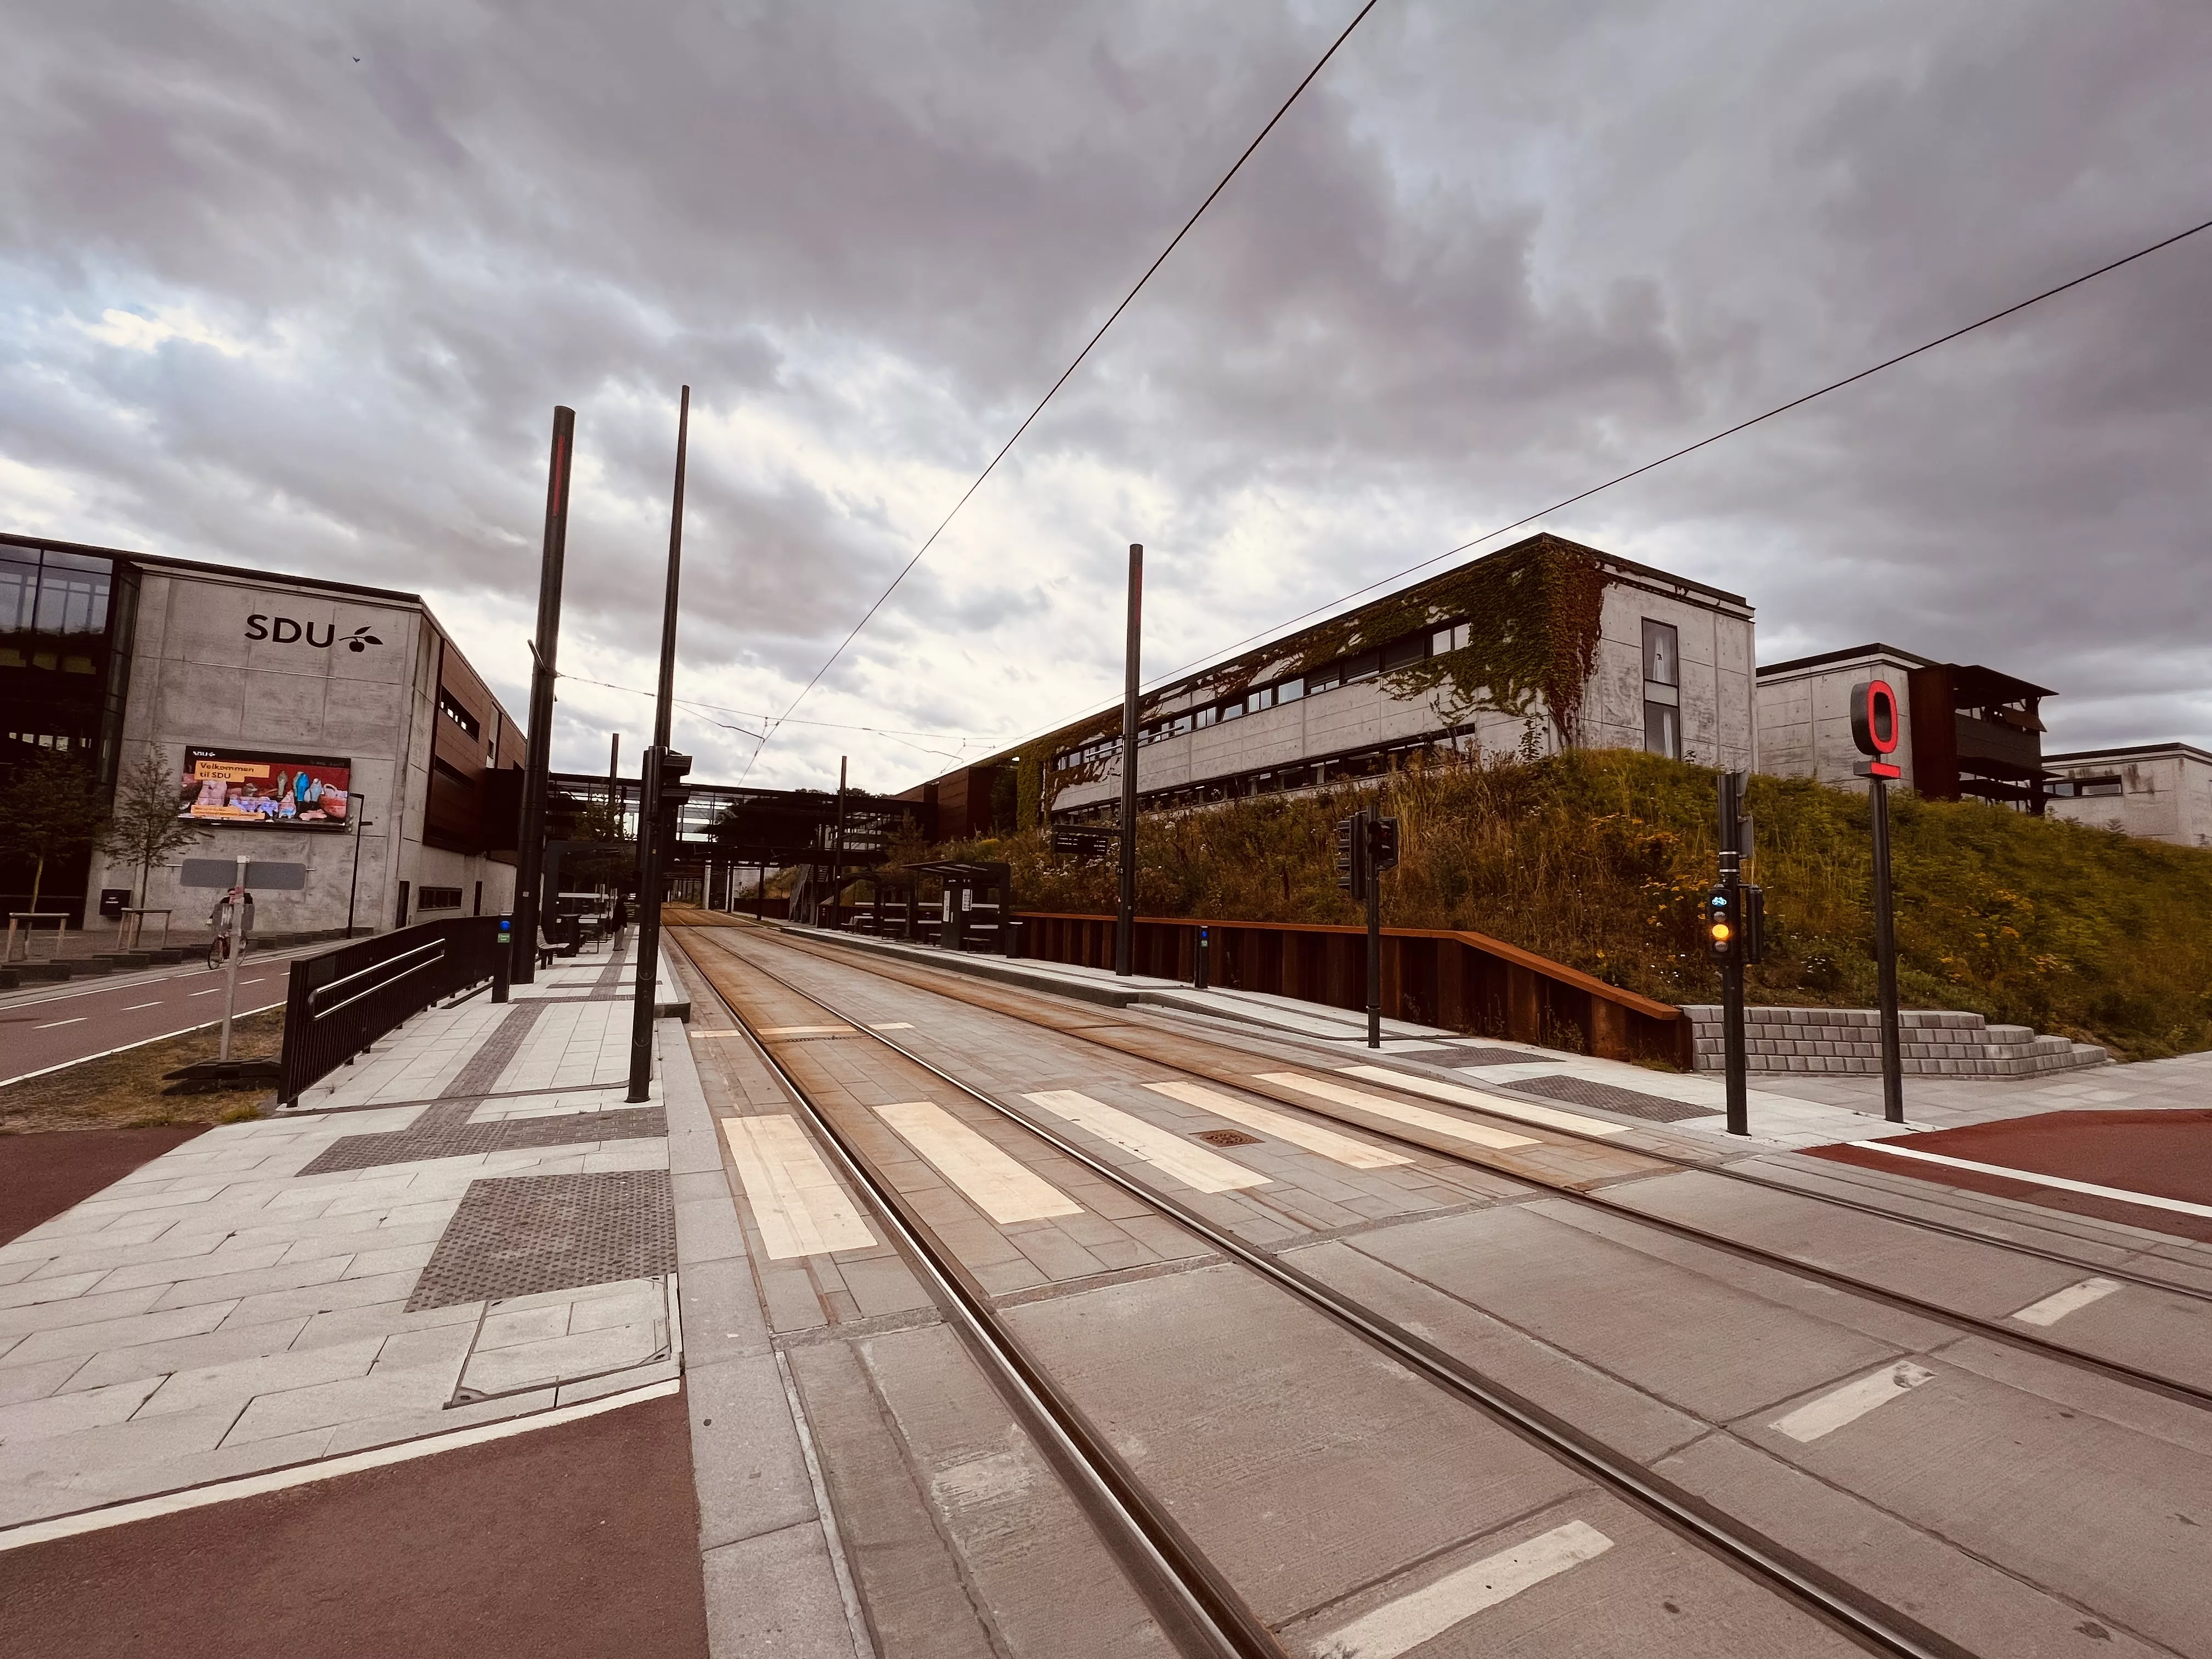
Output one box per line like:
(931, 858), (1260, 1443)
(1705, 888), (1735, 959)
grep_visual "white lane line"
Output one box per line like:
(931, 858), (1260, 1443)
(1852, 1140), (2212, 1220)
(1023, 1090), (1270, 1193)
(0, 1378), (680, 1553)
(2011, 1276), (2124, 1327)
(33, 1018), (88, 1030)
(1257, 1074), (1538, 1152)
(757, 1024), (853, 1037)
(720, 1114), (879, 1259)
(870, 1022), (915, 1031)
(1772, 1362), (1936, 1443)
(188, 988), (221, 997)
(1142, 1080), (1412, 1170)
(1339, 1064), (1633, 1138)
(0, 1003), (289, 1088)
(1313, 1520), (1613, 1658)
(122, 1001), (163, 1011)
(877, 1100), (1084, 1224)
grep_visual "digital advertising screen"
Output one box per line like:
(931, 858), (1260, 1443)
(179, 747), (354, 830)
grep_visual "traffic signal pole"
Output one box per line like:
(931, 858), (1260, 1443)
(628, 385), (689, 1105)
(1718, 771), (1749, 1137)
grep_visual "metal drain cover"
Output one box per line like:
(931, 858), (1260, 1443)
(1193, 1128), (1262, 1148)
(407, 1169), (677, 1311)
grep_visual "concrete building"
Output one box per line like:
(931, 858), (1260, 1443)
(2043, 742), (2212, 847)
(965, 534), (1756, 827)
(1755, 643), (2053, 810)
(1, 532), (526, 940)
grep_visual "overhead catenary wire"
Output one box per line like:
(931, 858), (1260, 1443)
(978, 206), (2212, 763)
(737, 0), (1384, 782)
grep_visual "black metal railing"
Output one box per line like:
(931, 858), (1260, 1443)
(278, 917), (505, 1104)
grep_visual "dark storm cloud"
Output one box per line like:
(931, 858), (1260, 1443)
(2, 0), (2209, 788)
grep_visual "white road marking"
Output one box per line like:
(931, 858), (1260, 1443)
(1023, 1090), (1270, 1192)
(1142, 1080), (1412, 1170)
(1772, 1362), (1936, 1442)
(2010, 1276), (2124, 1327)
(871, 1022), (915, 1030)
(33, 1018), (87, 1030)
(1339, 1064), (1633, 1138)
(189, 988), (221, 997)
(122, 1001), (163, 1011)
(877, 1100), (1083, 1223)
(1257, 1074), (1538, 1152)
(720, 1114), (879, 1258)
(1313, 1520), (1614, 1657)
(0, 1003), (290, 1088)
(0, 1378), (680, 1553)
(1853, 1140), (2212, 1220)
(757, 1024), (853, 1037)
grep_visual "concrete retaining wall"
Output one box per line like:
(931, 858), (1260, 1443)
(1680, 1004), (2106, 1076)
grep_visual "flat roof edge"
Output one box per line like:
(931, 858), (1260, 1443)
(2, 531), (427, 607)
(1757, 642), (1935, 678)
(2045, 741), (2212, 766)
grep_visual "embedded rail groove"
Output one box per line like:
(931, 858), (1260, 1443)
(682, 929), (1972, 1659)
(691, 955), (1287, 1659)
(741, 922), (2212, 1403)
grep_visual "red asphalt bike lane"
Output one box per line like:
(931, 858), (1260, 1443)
(1807, 1108), (2212, 1243)
(0, 958), (298, 1086)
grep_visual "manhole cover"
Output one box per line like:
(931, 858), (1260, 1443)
(1193, 1128), (1262, 1148)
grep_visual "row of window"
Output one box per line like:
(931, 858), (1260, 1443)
(416, 885), (464, 911)
(1052, 620), (1491, 773)
(1053, 613), (1697, 775)
(2050, 776), (2124, 799)
(1058, 735), (1477, 822)
(0, 548), (112, 639)
(437, 687), (481, 740)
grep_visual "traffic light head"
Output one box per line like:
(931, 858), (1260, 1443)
(1704, 888), (1734, 959)
(1334, 816), (1361, 896)
(1367, 815), (1400, 876)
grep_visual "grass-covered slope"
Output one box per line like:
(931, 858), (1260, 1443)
(938, 751), (2212, 1060)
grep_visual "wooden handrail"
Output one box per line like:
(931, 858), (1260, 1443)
(1014, 910), (1681, 1024)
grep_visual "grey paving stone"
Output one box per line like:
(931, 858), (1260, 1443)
(674, 1257), (773, 1365)
(7, 1300), (237, 1366)
(317, 1386), (561, 1459)
(217, 1267), (423, 1329)
(220, 1357), (462, 1445)
(0, 1402), (236, 1490)
(0, 1355), (87, 1407)
(700, 1521), (858, 1659)
(0, 1284), (167, 1340)
(0, 1374), (162, 1443)
(675, 1195), (748, 1266)
(0, 1269), (109, 1309)
(690, 1351), (818, 1551)
(460, 1320), (663, 1397)
(137, 1334), (386, 1420)
(58, 1317), (314, 1393)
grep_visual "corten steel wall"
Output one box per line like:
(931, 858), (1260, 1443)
(1018, 910), (1690, 1066)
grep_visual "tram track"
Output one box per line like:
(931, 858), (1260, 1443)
(680, 926), (1984, 1659)
(705, 918), (2212, 1410)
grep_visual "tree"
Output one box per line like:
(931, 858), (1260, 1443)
(98, 746), (207, 909)
(0, 748), (112, 913)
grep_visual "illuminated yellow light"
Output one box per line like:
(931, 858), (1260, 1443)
(1711, 923), (1732, 941)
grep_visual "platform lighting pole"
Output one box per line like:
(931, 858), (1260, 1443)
(628, 386), (688, 1105)
(1115, 544), (1142, 977)
(514, 406), (574, 986)
(607, 733), (619, 811)
(831, 755), (848, 930)
(1869, 773), (1905, 1124)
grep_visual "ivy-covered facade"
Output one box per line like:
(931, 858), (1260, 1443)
(928, 534), (1756, 830)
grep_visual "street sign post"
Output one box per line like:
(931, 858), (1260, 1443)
(179, 857), (304, 1064)
(1050, 825), (1118, 862)
(1852, 679), (1906, 1124)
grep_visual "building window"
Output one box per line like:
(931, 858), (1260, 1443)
(1431, 622), (1472, 656)
(438, 689), (481, 740)
(1642, 619), (1681, 759)
(2065, 776), (2124, 799)
(417, 886), (464, 911)
(1276, 677), (1304, 703)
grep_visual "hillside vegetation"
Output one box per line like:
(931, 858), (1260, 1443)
(933, 749), (2212, 1061)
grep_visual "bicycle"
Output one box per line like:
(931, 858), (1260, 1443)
(207, 932), (232, 971)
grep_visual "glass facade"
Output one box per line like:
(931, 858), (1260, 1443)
(1, 540), (138, 922)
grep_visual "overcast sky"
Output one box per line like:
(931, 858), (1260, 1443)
(6, 0), (2209, 791)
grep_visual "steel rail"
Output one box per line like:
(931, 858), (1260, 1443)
(691, 958), (1288, 1659)
(754, 923), (2212, 1335)
(686, 930), (1975, 1659)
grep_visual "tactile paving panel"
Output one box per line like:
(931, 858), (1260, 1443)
(1504, 1074), (1711, 1124)
(1448, 1046), (1549, 1066)
(298, 1101), (667, 1175)
(407, 1169), (677, 1311)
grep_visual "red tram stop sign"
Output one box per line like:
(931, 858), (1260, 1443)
(1850, 678), (1903, 779)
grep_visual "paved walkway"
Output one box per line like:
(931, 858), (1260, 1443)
(0, 938), (685, 1535)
